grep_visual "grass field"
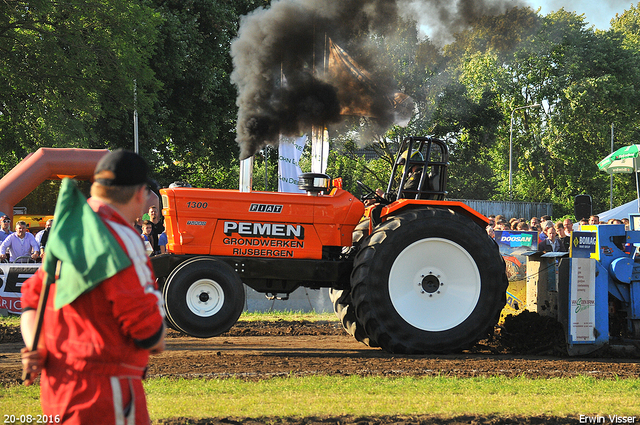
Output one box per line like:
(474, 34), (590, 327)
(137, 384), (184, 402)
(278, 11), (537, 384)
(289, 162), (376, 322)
(2, 312), (640, 423)
(1, 310), (338, 326)
(237, 310), (337, 322)
(3, 375), (640, 421)
(146, 375), (640, 418)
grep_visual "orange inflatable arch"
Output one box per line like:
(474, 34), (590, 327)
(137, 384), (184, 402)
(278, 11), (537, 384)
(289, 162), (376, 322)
(0, 148), (159, 224)
(0, 148), (110, 221)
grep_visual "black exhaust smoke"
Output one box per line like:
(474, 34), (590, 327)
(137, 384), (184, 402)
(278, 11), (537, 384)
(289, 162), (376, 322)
(231, 0), (524, 160)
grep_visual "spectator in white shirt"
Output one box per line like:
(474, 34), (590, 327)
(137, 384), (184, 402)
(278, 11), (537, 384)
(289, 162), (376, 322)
(0, 221), (40, 262)
(0, 215), (12, 242)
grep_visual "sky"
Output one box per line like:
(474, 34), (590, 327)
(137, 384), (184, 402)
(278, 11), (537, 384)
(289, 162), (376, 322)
(527, 0), (634, 30)
(415, 0), (636, 46)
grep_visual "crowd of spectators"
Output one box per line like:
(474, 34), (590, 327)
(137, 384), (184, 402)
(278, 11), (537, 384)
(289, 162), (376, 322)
(0, 204), (167, 262)
(137, 205), (167, 257)
(0, 214), (48, 262)
(485, 213), (629, 253)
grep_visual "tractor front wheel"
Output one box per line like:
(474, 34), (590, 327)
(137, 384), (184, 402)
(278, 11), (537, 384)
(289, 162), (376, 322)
(163, 257), (245, 338)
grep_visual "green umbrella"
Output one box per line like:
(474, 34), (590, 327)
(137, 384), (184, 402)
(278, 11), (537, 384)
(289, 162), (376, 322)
(597, 144), (640, 211)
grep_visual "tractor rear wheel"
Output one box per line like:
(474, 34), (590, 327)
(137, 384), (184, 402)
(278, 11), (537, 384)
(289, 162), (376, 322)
(329, 288), (377, 346)
(163, 257), (245, 338)
(351, 218), (371, 246)
(330, 218), (378, 346)
(350, 208), (507, 354)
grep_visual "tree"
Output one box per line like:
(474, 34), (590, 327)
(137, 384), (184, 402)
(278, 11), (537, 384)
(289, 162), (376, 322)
(133, 0), (273, 189)
(143, 0), (245, 187)
(325, 139), (393, 195)
(7, 0), (640, 219)
(607, 4), (640, 208)
(0, 0), (271, 191)
(0, 0), (161, 173)
(430, 83), (502, 200)
(505, 9), (640, 214)
(436, 6), (640, 214)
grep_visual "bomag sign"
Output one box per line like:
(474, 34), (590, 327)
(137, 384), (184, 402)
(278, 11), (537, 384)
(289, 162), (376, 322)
(570, 231), (597, 259)
(218, 221), (313, 259)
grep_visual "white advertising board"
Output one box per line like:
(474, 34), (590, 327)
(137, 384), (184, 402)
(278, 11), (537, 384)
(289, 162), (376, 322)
(0, 263), (40, 314)
(569, 257), (596, 342)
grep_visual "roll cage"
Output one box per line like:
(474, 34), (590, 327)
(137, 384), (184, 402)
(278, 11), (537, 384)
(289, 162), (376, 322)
(387, 136), (449, 201)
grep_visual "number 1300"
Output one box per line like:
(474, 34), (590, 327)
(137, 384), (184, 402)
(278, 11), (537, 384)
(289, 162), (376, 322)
(186, 201), (208, 209)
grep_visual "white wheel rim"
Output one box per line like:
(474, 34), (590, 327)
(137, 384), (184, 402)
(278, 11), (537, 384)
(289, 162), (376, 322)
(389, 237), (481, 331)
(186, 279), (225, 317)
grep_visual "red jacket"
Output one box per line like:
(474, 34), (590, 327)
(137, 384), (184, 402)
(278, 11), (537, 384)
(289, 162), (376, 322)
(21, 198), (164, 377)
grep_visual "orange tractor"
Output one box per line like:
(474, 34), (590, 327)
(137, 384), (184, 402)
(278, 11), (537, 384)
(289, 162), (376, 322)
(152, 136), (508, 353)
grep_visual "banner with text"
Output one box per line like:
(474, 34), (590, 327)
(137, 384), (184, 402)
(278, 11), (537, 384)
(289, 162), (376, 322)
(494, 230), (538, 281)
(278, 134), (307, 193)
(0, 263), (40, 314)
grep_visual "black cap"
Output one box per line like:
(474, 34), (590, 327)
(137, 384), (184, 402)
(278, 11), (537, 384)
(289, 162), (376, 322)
(94, 150), (153, 188)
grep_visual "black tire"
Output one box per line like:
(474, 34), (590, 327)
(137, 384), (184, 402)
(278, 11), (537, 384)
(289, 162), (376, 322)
(341, 218), (371, 258)
(330, 218), (378, 347)
(157, 277), (179, 331)
(350, 208), (508, 354)
(329, 288), (377, 347)
(352, 218), (371, 246)
(163, 257), (245, 338)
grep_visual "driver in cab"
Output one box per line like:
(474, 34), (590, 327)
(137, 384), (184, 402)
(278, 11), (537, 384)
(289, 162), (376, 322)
(364, 150), (424, 206)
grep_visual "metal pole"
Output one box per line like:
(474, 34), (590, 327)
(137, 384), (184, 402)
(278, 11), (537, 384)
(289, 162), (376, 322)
(239, 157), (253, 192)
(636, 171), (639, 213)
(264, 147), (268, 191)
(509, 103), (540, 199)
(509, 113), (514, 199)
(133, 80), (139, 154)
(610, 123), (614, 210)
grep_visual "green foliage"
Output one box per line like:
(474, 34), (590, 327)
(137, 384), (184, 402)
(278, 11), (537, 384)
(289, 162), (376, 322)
(326, 144), (393, 196)
(429, 84), (503, 200)
(145, 0), (243, 188)
(249, 146), (279, 191)
(0, 0), (162, 168)
(3, 2), (640, 214)
(432, 5), (640, 213)
(0, 0), (265, 191)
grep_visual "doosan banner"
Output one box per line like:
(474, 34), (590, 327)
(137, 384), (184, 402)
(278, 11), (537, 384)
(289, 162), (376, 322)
(494, 231), (538, 281)
(496, 231), (537, 249)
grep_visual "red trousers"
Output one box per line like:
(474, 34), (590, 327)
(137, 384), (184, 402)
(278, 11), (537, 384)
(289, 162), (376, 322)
(41, 369), (150, 425)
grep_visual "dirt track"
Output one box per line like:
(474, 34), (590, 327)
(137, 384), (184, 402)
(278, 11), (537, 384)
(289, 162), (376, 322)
(148, 320), (640, 381)
(2, 316), (639, 424)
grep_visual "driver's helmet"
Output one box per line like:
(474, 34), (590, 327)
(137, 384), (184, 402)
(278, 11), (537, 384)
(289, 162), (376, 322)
(396, 149), (424, 166)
